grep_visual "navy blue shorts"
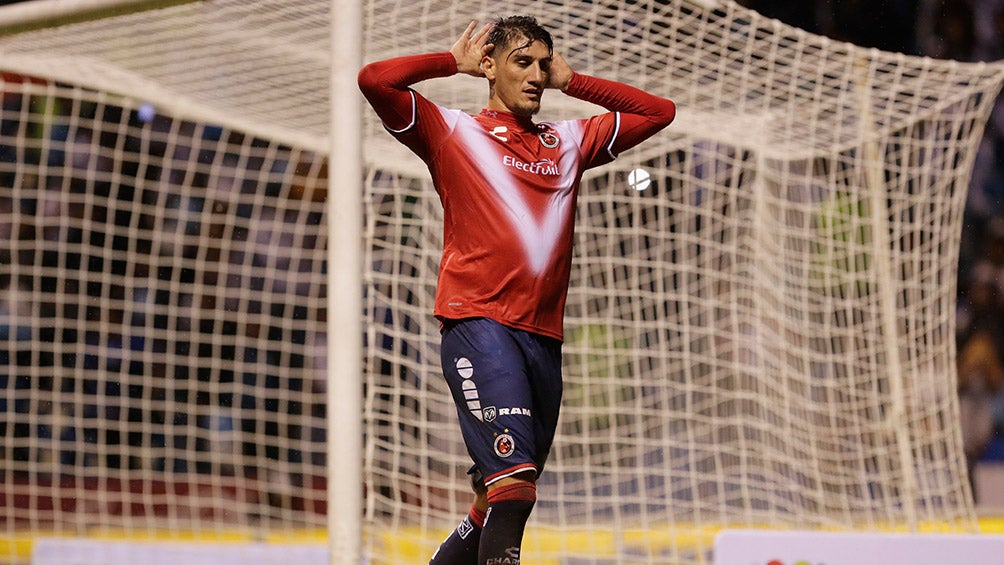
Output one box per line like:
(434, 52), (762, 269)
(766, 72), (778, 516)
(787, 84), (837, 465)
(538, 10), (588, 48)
(440, 318), (563, 486)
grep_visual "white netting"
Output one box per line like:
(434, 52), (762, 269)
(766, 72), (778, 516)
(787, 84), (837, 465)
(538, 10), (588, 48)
(1, 0), (1003, 563)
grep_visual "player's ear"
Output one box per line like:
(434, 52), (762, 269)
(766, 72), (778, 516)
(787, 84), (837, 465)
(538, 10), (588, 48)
(481, 55), (496, 80)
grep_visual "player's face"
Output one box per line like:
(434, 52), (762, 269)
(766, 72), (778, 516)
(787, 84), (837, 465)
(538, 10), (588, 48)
(485, 38), (552, 117)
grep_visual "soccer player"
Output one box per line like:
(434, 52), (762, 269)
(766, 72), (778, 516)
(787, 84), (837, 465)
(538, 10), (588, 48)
(358, 15), (675, 565)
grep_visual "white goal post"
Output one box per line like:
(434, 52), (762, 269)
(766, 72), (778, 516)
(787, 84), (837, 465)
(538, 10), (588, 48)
(1, 1), (1003, 564)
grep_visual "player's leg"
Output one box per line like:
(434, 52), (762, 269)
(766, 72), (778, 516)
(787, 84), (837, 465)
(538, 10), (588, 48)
(477, 322), (564, 565)
(429, 468), (488, 565)
(475, 327), (563, 563)
(436, 317), (540, 564)
(478, 471), (536, 565)
(525, 329), (563, 477)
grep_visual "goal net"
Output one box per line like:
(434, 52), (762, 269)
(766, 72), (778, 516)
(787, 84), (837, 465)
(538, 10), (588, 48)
(1, 0), (1002, 563)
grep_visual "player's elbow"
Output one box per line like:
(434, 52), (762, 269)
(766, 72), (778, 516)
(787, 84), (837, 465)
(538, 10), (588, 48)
(358, 61), (405, 101)
(357, 62), (381, 97)
(655, 98), (676, 128)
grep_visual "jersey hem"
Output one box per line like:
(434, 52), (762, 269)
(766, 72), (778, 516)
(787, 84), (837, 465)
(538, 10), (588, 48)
(436, 313), (563, 342)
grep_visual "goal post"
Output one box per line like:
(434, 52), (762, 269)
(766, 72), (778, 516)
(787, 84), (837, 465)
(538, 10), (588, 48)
(1, 1), (1003, 564)
(327, 0), (363, 563)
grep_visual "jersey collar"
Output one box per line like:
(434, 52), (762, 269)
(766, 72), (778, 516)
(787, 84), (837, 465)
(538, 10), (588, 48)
(479, 108), (537, 130)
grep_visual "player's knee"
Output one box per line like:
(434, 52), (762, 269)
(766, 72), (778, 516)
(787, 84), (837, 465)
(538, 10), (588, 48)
(486, 476), (537, 506)
(473, 491), (489, 514)
(469, 467), (488, 497)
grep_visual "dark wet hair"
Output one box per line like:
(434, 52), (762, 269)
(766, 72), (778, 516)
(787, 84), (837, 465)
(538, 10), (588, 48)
(488, 15), (553, 55)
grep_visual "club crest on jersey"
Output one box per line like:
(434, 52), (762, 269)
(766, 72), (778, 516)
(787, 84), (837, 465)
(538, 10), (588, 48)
(539, 130), (560, 148)
(494, 433), (515, 458)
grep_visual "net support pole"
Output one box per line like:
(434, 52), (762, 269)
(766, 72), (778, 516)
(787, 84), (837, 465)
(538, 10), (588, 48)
(855, 54), (919, 530)
(328, 0), (363, 563)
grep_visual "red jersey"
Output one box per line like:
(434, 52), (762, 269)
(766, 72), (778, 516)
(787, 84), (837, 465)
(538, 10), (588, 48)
(359, 52), (675, 340)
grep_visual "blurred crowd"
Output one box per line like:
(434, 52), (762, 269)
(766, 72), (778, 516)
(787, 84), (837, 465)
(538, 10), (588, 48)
(740, 0), (1004, 500)
(0, 81), (329, 509)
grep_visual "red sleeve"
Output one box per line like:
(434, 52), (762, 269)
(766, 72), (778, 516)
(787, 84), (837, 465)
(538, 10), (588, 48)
(357, 52), (458, 132)
(563, 72), (676, 156)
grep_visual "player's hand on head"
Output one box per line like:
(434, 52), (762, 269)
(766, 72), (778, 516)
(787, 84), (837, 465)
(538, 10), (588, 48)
(451, 20), (494, 77)
(546, 51), (574, 91)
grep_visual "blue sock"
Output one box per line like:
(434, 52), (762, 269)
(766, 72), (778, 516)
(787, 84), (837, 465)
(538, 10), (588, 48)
(429, 504), (486, 565)
(478, 483), (536, 565)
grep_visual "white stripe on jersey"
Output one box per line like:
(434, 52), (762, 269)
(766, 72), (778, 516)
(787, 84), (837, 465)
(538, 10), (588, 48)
(450, 111), (580, 275)
(606, 112), (621, 160)
(384, 90), (418, 133)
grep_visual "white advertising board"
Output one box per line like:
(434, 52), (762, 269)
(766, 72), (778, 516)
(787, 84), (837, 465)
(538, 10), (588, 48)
(32, 538), (330, 565)
(714, 529), (1004, 565)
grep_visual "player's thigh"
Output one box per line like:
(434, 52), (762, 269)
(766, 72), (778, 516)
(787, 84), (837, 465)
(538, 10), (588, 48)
(522, 332), (563, 468)
(440, 318), (536, 476)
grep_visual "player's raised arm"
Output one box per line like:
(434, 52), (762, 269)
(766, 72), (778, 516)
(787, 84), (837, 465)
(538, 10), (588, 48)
(358, 21), (492, 131)
(555, 53), (676, 154)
